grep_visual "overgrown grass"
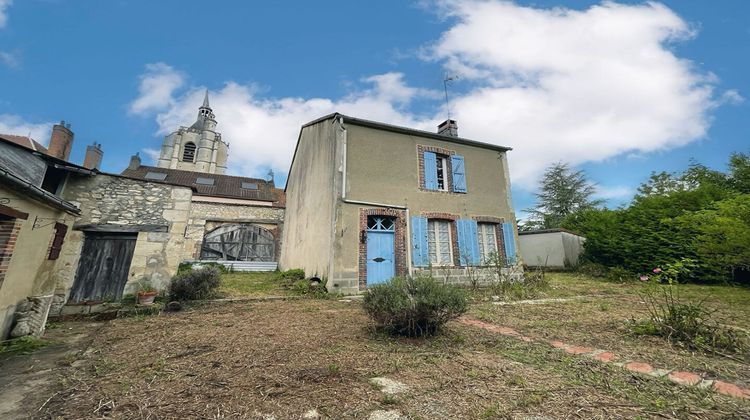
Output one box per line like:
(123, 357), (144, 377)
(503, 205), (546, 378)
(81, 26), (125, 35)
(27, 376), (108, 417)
(218, 269), (330, 299)
(219, 272), (294, 297)
(0, 336), (48, 356)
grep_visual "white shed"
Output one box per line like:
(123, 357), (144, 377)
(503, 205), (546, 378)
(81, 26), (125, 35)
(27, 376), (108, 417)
(518, 228), (585, 268)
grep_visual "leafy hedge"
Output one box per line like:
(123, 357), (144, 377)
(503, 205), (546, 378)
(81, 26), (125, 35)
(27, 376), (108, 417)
(564, 153), (750, 284)
(363, 276), (467, 337)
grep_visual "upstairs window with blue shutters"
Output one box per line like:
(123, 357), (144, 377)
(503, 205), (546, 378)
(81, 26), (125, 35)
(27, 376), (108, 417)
(422, 150), (467, 193)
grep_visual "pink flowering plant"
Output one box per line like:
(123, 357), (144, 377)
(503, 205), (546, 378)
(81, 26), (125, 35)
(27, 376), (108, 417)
(634, 258), (748, 354)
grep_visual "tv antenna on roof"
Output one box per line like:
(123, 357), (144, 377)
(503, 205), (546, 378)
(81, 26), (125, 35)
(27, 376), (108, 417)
(443, 74), (459, 121)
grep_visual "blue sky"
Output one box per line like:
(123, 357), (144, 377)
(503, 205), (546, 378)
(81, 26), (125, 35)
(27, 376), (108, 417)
(0, 0), (747, 217)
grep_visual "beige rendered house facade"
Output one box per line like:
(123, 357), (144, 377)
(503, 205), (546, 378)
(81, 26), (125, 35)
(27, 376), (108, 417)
(280, 114), (520, 294)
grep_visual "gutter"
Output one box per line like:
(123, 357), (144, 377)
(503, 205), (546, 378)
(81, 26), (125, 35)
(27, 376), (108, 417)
(0, 167), (81, 215)
(52, 163), (96, 176)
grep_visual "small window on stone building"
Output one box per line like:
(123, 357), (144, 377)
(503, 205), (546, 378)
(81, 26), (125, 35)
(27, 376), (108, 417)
(241, 182), (258, 190)
(182, 142), (197, 162)
(144, 172), (167, 181)
(195, 177), (215, 186)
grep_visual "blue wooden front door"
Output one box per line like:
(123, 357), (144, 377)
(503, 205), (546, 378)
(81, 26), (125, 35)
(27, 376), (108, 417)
(366, 216), (396, 286)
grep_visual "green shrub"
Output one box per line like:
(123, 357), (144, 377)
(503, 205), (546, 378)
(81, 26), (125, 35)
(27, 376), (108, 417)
(363, 276), (467, 337)
(169, 266), (222, 301)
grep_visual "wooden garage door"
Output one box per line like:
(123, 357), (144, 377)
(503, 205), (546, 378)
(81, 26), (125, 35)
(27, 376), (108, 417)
(200, 224), (275, 262)
(69, 233), (137, 302)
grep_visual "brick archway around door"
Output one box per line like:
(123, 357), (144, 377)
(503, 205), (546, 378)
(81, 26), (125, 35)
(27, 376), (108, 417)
(358, 208), (407, 290)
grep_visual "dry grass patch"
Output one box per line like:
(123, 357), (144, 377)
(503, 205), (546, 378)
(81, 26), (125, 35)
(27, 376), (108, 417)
(33, 295), (750, 419)
(472, 273), (750, 385)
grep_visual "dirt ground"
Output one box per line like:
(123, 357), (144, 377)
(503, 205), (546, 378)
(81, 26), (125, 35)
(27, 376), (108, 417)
(4, 273), (749, 419)
(0, 322), (105, 419)
(3, 296), (745, 419)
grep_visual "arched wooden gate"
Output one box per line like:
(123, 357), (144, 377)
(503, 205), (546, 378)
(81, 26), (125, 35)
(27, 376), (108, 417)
(200, 224), (275, 261)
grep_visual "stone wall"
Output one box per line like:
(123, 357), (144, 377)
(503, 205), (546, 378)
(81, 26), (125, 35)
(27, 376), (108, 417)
(55, 173), (193, 303)
(413, 266), (523, 286)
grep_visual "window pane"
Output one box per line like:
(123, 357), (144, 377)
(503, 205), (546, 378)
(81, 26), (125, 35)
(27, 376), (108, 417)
(438, 221), (451, 264)
(428, 221), (437, 263)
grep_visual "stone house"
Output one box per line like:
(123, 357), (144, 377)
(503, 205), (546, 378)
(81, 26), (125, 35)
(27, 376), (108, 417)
(280, 114), (520, 294)
(0, 128), (87, 338)
(0, 96), (285, 337)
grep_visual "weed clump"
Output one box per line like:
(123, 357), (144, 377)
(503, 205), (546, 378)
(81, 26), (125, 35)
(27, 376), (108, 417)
(363, 276), (467, 337)
(169, 266), (222, 301)
(0, 336), (48, 355)
(633, 261), (748, 355)
(278, 269), (305, 283)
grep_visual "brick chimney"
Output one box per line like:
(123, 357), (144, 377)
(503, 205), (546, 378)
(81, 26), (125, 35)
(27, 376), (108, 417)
(128, 153), (141, 170)
(83, 142), (103, 170)
(48, 120), (74, 161)
(437, 119), (458, 137)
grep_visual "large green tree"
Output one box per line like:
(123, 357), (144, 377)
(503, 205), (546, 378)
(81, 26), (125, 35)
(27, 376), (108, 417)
(525, 162), (602, 230)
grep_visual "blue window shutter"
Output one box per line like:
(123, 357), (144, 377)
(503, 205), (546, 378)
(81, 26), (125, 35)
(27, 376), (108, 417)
(423, 151), (438, 190)
(411, 216), (429, 267)
(502, 222), (517, 265)
(451, 155), (467, 193)
(457, 219), (479, 266)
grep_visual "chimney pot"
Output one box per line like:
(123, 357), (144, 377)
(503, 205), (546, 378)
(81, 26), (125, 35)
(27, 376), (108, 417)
(128, 153), (142, 170)
(83, 142), (103, 170)
(48, 120), (75, 161)
(437, 119), (458, 137)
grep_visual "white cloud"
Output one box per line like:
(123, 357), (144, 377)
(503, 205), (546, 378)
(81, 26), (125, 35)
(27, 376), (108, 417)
(141, 148), (160, 163)
(0, 114), (51, 145)
(134, 1), (730, 187)
(0, 50), (19, 68)
(427, 0), (718, 187)
(720, 89), (744, 105)
(594, 185), (633, 200)
(128, 63), (185, 116)
(0, 0), (12, 29)
(146, 73), (437, 178)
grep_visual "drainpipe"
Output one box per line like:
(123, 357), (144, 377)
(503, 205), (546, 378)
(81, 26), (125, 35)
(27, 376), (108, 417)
(339, 116), (348, 200)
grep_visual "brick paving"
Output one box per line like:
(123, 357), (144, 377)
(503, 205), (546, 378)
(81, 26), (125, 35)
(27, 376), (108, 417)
(458, 317), (750, 400)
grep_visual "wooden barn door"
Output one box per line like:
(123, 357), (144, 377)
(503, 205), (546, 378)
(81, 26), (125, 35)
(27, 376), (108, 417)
(69, 233), (137, 302)
(200, 224), (275, 262)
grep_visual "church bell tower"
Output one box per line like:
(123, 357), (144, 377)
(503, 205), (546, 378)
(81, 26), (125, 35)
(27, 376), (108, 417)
(156, 90), (229, 174)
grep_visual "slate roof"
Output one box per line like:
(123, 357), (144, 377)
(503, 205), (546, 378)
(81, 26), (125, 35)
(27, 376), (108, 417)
(121, 165), (284, 205)
(0, 134), (48, 154)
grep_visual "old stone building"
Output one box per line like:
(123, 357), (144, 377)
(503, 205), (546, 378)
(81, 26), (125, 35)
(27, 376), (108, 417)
(0, 97), (284, 338)
(122, 93), (285, 268)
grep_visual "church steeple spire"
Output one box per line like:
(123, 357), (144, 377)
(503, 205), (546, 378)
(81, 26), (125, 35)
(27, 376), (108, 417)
(192, 89), (216, 130)
(202, 89), (210, 108)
